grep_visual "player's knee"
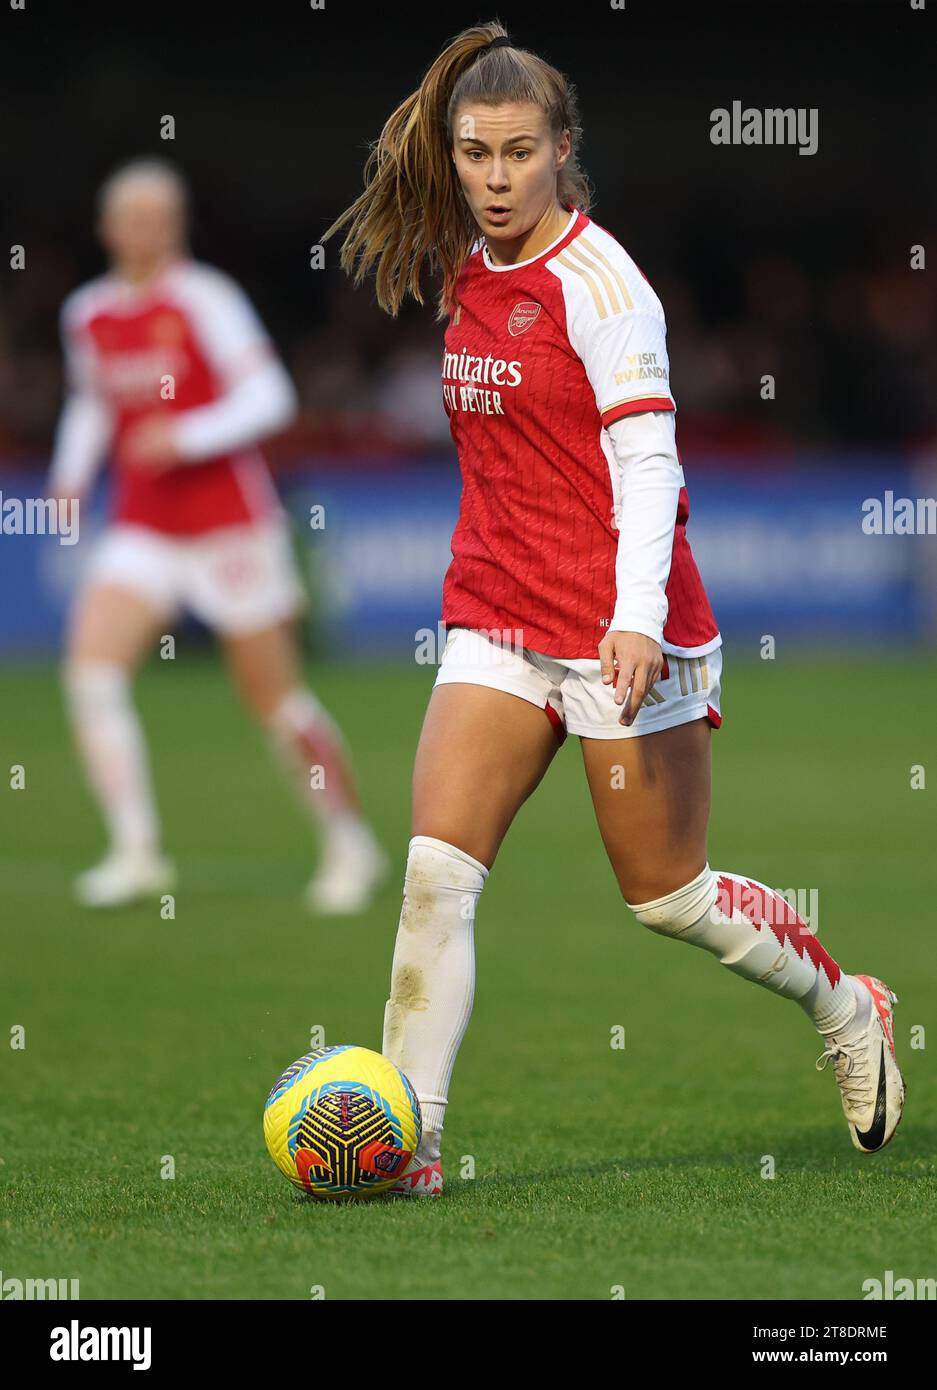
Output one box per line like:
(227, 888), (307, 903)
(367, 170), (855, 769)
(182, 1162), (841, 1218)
(401, 836), (489, 925)
(63, 660), (131, 718)
(265, 686), (337, 735)
(626, 863), (716, 938)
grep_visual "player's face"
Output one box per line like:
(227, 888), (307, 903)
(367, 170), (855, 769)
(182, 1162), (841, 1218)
(98, 184), (185, 276)
(451, 102), (571, 247)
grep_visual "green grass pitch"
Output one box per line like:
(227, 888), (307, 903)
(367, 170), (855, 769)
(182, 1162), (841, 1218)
(1, 648), (935, 1300)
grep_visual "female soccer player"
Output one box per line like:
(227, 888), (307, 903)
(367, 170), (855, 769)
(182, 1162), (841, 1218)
(324, 25), (905, 1193)
(49, 158), (386, 913)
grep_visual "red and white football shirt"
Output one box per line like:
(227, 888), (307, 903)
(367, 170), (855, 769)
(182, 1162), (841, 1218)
(60, 259), (282, 534)
(440, 205), (720, 658)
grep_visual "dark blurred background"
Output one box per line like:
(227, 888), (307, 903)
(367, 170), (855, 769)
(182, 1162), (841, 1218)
(1, 0), (935, 652)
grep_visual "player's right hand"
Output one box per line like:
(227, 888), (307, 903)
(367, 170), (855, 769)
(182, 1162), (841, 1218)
(598, 629), (663, 728)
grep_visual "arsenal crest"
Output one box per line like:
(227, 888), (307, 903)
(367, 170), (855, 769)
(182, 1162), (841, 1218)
(507, 301), (541, 336)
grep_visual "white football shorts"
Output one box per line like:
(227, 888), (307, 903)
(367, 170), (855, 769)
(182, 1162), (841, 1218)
(83, 519), (306, 635)
(434, 626), (723, 741)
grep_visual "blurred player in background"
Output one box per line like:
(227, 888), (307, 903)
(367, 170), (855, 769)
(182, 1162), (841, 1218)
(325, 23), (906, 1194)
(48, 158), (386, 913)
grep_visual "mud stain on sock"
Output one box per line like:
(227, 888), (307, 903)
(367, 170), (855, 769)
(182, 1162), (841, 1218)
(384, 965), (431, 1057)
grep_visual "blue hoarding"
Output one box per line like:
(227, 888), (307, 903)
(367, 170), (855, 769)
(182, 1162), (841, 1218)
(1, 455), (933, 660)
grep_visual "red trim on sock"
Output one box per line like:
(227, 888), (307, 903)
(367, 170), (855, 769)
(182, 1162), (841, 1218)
(715, 874), (841, 987)
(294, 723), (361, 815)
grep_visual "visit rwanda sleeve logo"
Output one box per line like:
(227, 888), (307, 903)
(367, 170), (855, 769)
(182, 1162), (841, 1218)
(507, 301), (542, 336)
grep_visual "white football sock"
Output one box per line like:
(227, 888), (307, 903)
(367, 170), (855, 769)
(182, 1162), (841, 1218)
(628, 864), (856, 1032)
(382, 835), (488, 1161)
(267, 688), (368, 847)
(817, 974), (869, 1040)
(64, 662), (160, 855)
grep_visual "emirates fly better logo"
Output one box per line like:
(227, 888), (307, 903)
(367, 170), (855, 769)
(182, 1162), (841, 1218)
(507, 301), (541, 336)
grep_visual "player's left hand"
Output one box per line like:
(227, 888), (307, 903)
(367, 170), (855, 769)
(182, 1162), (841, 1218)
(123, 415), (183, 471)
(598, 630), (663, 727)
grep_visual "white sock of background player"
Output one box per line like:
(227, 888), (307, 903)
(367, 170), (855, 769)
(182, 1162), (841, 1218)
(64, 661), (161, 856)
(267, 687), (374, 856)
(382, 835), (488, 1163)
